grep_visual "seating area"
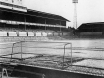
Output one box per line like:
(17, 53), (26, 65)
(0, 27), (71, 36)
(0, 27), (73, 42)
(0, 28), (50, 42)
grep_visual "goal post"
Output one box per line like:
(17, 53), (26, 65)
(11, 41), (73, 67)
(62, 43), (72, 67)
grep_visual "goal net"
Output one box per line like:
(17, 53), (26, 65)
(0, 41), (72, 68)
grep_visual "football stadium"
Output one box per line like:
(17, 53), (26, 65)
(0, 1), (72, 42)
(0, 0), (104, 78)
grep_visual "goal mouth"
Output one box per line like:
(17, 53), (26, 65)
(0, 41), (72, 68)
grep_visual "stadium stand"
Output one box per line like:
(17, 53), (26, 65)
(76, 22), (104, 38)
(0, 1), (71, 42)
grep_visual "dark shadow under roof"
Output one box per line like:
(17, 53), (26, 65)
(78, 22), (104, 29)
(27, 9), (70, 21)
(0, 6), (70, 22)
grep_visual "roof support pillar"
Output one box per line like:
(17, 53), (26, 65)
(24, 15), (26, 31)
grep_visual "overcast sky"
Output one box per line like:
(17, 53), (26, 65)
(23, 0), (104, 28)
